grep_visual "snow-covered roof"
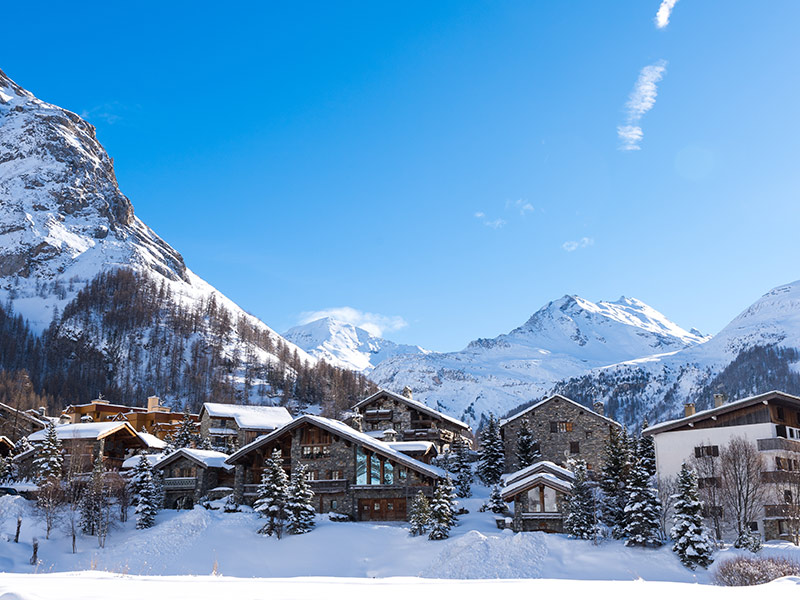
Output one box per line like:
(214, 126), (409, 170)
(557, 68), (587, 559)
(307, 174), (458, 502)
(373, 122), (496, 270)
(643, 389), (800, 436)
(154, 448), (234, 471)
(28, 422), (143, 442)
(501, 460), (575, 487)
(0, 402), (47, 428)
(353, 389), (471, 431)
(501, 470), (574, 501)
(387, 441), (435, 454)
(201, 403), (293, 430)
(137, 431), (167, 449)
(499, 394), (621, 428)
(208, 427), (238, 436)
(122, 453), (164, 470)
(227, 415), (448, 480)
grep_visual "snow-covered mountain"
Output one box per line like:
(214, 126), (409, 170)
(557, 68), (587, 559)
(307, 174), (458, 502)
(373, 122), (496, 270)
(0, 68), (323, 408)
(370, 295), (707, 425)
(283, 317), (430, 373)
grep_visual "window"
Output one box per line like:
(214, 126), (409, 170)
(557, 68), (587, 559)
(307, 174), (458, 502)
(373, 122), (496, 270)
(356, 448), (368, 485)
(570, 441), (580, 454)
(585, 431), (592, 439)
(387, 502), (394, 511)
(550, 421), (573, 433)
(694, 445), (719, 458)
(698, 477), (720, 489)
(384, 461), (394, 485)
(398, 467), (407, 481)
(330, 470), (343, 480)
(778, 520), (789, 535)
(528, 485), (558, 513)
(305, 470), (318, 481)
(785, 489), (793, 503)
(777, 407), (786, 422)
(702, 505), (723, 518)
(374, 502), (381, 511)
(331, 500), (338, 510)
(748, 521), (759, 532)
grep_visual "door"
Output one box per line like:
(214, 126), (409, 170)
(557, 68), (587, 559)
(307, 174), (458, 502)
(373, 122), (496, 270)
(358, 498), (407, 521)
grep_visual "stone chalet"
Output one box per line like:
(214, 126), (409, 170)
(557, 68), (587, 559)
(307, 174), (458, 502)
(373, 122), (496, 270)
(226, 414), (448, 521)
(25, 422), (152, 472)
(644, 390), (800, 543)
(500, 461), (575, 533)
(500, 394), (621, 473)
(351, 388), (473, 453)
(153, 448), (234, 509)
(199, 403), (293, 450)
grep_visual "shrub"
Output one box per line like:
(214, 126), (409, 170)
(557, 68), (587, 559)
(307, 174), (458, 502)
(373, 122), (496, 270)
(714, 555), (800, 586)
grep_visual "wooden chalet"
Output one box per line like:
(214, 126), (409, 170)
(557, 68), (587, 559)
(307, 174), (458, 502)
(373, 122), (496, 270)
(0, 402), (47, 441)
(199, 402), (293, 450)
(351, 388), (473, 453)
(226, 415), (448, 521)
(153, 448), (234, 509)
(499, 461), (575, 533)
(63, 396), (196, 440)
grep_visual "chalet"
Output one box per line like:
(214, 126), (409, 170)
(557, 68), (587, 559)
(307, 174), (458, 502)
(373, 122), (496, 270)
(500, 395), (621, 473)
(499, 460), (575, 533)
(226, 414), (448, 521)
(153, 448), (234, 509)
(644, 390), (800, 542)
(62, 397), (148, 424)
(199, 403), (293, 450)
(63, 396), (197, 440)
(351, 388), (473, 453)
(0, 435), (13, 457)
(26, 422), (149, 472)
(0, 402), (47, 441)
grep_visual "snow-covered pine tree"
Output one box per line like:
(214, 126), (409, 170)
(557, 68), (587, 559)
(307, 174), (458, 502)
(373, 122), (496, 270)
(409, 490), (431, 536)
(428, 478), (455, 540)
(476, 414), (505, 486)
(33, 422), (63, 483)
(600, 427), (629, 537)
(128, 454), (151, 505)
(451, 439), (472, 498)
(622, 436), (662, 547)
(480, 483), (508, 514)
(134, 461), (158, 529)
(172, 414), (199, 449)
(254, 449), (289, 538)
(564, 459), (597, 540)
(79, 457), (107, 536)
(286, 464), (315, 535)
(670, 462), (714, 570)
(0, 456), (14, 484)
(515, 419), (540, 469)
(638, 420), (656, 480)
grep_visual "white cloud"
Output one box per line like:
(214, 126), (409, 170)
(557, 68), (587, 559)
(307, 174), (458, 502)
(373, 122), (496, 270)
(617, 61), (667, 151)
(298, 307), (408, 338)
(507, 199), (534, 215)
(474, 212), (506, 229)
(562, 237), (594, 252)
(474, 211), (486, 218)
(655, 0), (679, 29)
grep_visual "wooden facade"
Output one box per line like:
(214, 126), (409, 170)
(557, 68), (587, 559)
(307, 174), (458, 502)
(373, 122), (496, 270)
(153, 449), (235, 509)
(500, 461), (575, 533)
(227, 415), (446, 521)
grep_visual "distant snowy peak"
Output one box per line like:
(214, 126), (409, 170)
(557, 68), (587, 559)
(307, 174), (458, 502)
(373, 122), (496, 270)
(284, 317), (429, 373)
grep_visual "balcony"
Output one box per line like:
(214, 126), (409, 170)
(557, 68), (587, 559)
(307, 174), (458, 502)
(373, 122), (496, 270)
(163, 477), (197, 490)
(364, 409), (393, 422)
(757, 437), (800, 452)
(761, 470), (800, 484)
(310, 479), (348, 493)
(764, 504), (795, 518)
(401, 427), (454, 443)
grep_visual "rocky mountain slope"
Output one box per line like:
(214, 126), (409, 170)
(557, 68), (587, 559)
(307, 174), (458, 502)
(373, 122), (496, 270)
(284, 317), (430, 373)
(0, 68), (373, 413)
(370, 295), (707, 425)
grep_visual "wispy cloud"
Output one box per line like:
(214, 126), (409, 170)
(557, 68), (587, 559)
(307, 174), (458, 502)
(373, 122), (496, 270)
(506, 198), (534, 216)
(562, 237), (594, 252)
(617, 61), (667, 151)
(474, 212), (507, 229)
(655, 0), (679, 29)
(298, 307), (408, 338)
(475, 199), (532, 228)
(80, 101), (137, 125)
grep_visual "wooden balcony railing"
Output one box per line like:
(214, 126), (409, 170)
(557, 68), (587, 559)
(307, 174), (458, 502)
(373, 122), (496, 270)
(163, 477), (197, 490)
(758, 437), (800, 452)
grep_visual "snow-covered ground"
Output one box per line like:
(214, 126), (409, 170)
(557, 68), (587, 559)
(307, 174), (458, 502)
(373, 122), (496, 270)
(1, 488), (799, 583)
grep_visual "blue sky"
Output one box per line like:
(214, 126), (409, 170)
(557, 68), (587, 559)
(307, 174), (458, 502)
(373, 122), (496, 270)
(5, 1), (800, 351)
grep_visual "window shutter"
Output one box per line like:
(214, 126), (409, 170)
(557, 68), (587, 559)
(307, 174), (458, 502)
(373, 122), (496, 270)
(694, 447), (701, 458)
(712, 446), (719, 457)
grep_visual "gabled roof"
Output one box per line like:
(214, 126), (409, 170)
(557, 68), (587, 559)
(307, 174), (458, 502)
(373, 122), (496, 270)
(500, 460), (575, 500)
(122, 453), (165, 470)
(137, 431), (168, 450)
(200, 403), (293, 430)
(62, 401), (147, 414)
(387, 441), (436, 454)
(353, 389), (471, 431)
(154, 448), (233, 471)
(501, 460), (576, 487)
(0, 402), (47, 428)
(643, 390), (800, 436)
(226, 415), (448, 480)
(499, 394), (621, 428)
(28, 421), (145, 443)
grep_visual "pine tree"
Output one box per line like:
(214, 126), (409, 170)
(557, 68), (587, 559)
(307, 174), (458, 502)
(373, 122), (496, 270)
(600, 427), (629, 537)
(80, 457), (107, 536)
(135, 463), (158, 529)
(128, 454), (151, 504)
(33, 422), (63, 483)
(476, 415), (505, 485)
(286, 464), (315, 535)
(515, 419), (540, 469)
(451, 439), (472, 498)
(564, 460), (597, 540)
(480, 484), (508, 514)
(622, 437), (662, 547)
(0, 456), (14, 484)
(254, 449), (289, 538)
(670, 462), (714, 570)
(172, 414), (199, 449)
(409, 491), (431, 536)
(638, 421), (656, 480)
(428, 478), (456, 540)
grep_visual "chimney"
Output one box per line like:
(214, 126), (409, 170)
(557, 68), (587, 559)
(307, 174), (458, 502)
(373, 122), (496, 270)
(684, 403), (696, 417)
(714, 393), (726, 408)
(593, 401), (605, 417)
(38, 406), (47, 417)
(147, 396), (160, 412)
(402, 386), (413, 400)
(382, 428), (398, 443)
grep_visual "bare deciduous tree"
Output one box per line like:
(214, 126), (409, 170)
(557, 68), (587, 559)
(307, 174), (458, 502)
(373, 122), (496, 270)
(720, 437), (766, 545)
(691, 450), (725, 542)
(656, 475), (677, 541)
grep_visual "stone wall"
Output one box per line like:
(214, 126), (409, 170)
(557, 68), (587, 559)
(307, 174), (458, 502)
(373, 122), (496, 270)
(501, 397), (619, 473)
